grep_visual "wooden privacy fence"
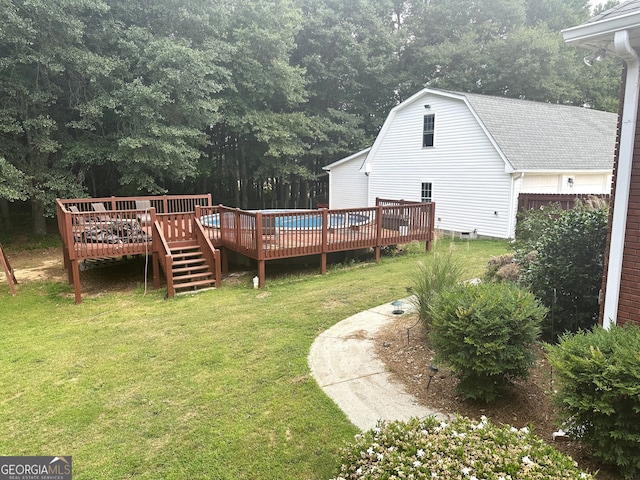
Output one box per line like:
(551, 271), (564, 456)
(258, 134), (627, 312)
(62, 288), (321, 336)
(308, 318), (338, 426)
(517, 193), (610, 211)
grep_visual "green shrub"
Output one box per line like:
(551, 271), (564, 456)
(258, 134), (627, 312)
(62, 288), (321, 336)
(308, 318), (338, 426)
(513, 203), (565, 254)
(518, 204), (608, 341)
(546, 326), (640, 480)
(429, 282), (546, 402)
(330, 416), (594, 479)
(484, 253), (520, 282)
(410, 250), (465, 325)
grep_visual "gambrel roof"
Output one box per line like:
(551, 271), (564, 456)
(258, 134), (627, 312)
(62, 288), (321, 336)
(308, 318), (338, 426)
(460, 91), (617, 171)
(333, 88), (617, 174)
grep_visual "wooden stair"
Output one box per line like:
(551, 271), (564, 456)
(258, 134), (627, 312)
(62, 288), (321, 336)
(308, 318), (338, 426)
(168, 241), (216, 294)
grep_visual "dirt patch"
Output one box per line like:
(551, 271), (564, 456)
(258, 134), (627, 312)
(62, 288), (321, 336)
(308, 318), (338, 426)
(375, 314), (619, 480)
(5, 248), (157, 297)
(4, 248), (254, 298)
(7, 247), (66, 283)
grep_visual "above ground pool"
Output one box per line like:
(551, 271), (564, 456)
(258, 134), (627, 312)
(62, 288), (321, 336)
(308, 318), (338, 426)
(200, 210), (370, 230)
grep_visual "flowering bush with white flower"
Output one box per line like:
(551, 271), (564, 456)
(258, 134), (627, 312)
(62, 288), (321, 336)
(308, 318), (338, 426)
(330, 416), (594, 480)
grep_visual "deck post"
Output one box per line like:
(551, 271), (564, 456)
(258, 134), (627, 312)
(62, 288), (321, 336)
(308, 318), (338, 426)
(165, 255), (175, 298)
(220, 247), (228, 275)
(256, 211), (265, 287)
(374, 205), (383, 262)
(214, 249), (222, 287)
(71, 259), (82, 304)
(152, 251), (160, 289)
(234, 209), (242, 252)
(320, 208), (328, 274)
(257, 259), (266, 288)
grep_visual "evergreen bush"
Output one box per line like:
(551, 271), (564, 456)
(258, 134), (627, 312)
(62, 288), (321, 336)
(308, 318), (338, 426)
(546, 326), (640, 480)
(429, 282), (546, 402)
(518, 203), (608, 341)
(330, 416), (594, 479)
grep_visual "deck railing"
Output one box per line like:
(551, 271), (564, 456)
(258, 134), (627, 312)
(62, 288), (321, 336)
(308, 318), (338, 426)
(152, 219), (174, 297)
(194, 217), (222, 288)
(58, 194), (212, 214)
(57, 195), (434, 297)
(196, 202), (435, 261)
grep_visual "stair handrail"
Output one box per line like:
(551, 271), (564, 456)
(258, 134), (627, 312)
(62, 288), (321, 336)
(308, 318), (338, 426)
(193, 215), (222, 288)
(152, 218), (174, 297)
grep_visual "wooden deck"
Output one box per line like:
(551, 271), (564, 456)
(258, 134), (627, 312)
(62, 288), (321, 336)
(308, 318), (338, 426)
(56, 195), (435, 303)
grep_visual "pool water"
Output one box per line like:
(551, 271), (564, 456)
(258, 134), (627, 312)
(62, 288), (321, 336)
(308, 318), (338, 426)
(200, 211), (370, 230)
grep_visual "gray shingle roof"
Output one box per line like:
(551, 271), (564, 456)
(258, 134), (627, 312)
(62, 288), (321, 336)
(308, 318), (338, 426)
(458, 92), (617, 171)
(589, 0), (640, 24)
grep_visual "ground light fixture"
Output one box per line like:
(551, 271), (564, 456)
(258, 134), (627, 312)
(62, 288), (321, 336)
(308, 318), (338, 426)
(391, 300), (405, 315)
(426, 364), (439, 390)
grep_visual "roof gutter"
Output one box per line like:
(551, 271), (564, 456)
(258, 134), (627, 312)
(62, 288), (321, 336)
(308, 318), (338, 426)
(602, 30), (640, 329)
(563, 12), (640, 49)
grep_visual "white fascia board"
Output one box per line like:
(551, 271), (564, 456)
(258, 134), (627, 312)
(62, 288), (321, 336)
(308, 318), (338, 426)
(363, 89), (469, 173)
(364, 88), (516, 174)
(513, 169), (613, 174)
(455, 96), (517, 173)
(562, 12), (640, 49)
(323, 147), (371, 171)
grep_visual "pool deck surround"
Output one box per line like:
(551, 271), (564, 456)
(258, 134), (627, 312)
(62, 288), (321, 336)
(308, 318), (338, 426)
(56, 195), (435, 303)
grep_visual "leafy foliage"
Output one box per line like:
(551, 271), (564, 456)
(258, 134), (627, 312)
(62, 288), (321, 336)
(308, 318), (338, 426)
(0, 0), (622, 232)
(331, 416), (594, 479)
(546, 326), (640, 480)
(519, 204), (608, 341)
(429, 282), (546, 402)
(513, 203), (565, 255)
(410, 250), (465, 325)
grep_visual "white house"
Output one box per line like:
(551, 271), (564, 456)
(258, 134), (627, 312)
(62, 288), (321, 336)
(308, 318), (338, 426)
(323, 88), (616, 239)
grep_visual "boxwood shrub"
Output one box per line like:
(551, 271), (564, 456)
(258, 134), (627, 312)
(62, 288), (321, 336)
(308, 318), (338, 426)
(429, 282), (546, 402)
(546, 325), (640, 479)
(330, 416), (594, 479)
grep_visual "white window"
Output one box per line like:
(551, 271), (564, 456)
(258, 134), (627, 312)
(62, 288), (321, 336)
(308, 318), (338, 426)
(421, 182), (432, 202)
(423, 114), (435, 147)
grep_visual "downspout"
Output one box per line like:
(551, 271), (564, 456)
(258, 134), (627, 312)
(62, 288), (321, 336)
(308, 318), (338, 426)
(508, 172), (525, 239)
(602, 30), (640, 329)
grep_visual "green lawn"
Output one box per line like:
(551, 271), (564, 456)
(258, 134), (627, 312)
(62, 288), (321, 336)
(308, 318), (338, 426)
(0, 238), (508, 479)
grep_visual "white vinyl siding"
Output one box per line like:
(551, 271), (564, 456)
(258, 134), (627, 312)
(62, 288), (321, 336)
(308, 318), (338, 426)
(521, 173), (612, 194)
(326, 89), (613, 239)
(367, 94), (513, 238)
(327, 152), (369, 209)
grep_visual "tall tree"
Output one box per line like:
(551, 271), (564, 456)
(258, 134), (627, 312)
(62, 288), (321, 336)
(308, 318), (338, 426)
(202, 0), (310, 208)
(393, 0), (620, 108)
(0, 0), (105, 233)
(66, 0), (230, 196)
(286, 0), (398, 207)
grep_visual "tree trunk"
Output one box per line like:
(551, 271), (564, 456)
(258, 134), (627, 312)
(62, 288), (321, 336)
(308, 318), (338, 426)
(239, 146), (248, 209)
(0, 198), (11, 231)
(31, 199), (47, 236)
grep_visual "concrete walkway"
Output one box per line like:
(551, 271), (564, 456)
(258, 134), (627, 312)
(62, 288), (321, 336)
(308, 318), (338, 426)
(308, 301), (449, 432)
